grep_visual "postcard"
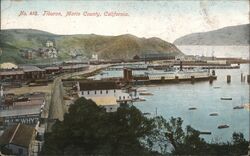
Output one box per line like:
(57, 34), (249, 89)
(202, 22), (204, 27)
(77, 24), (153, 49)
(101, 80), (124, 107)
(0, 0), (249, 155)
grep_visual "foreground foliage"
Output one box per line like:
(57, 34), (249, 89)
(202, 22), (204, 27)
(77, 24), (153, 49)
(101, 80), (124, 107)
(41, 97), (249, 155)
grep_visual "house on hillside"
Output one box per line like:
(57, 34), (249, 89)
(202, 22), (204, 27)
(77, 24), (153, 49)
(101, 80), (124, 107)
(46, 40), (54, 48)
(47, 48), (58, 58)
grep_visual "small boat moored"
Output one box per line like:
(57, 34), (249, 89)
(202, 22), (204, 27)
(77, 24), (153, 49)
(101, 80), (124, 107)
(137, 87), (147, 92)
(139, 92), (154, 96)
(209, 112), (219, 116)
(132, 96), (146, 102)
(218, 124), (229, 129)
(221, 97), (232, 100)
(213, 86), (221, 89)
(199, 131), (212, 135)
(188, 107), (197, 110)
(233, 105), (244, 109)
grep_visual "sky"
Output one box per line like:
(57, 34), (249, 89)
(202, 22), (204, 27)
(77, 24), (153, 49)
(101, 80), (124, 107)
(1, 0), (249, 42)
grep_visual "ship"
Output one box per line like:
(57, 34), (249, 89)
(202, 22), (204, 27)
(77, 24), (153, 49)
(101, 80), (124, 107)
(144, 62), (215, 82)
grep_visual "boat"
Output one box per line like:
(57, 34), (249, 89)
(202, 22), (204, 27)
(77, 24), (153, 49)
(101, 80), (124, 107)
(100, 72), (108, 75)
(199, 131), (212, 135)
(133, 97), (146, 102)
(143, 112), (151, 115)
(209, 112), (219, 116)
(144, 63), (212, 81)
(213, 86), (221, 89)
(233, 105), (244, 109)
(218, 124), (229, 129)
(188, 107), (197, 110)
(137, 87), (147, 92)
(139, 97), (146, 101)
(220, 97), (232, 100)
(139, 92), (154, 96)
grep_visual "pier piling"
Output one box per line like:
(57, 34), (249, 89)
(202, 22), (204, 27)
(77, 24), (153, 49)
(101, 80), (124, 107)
(212, 70), (215, 76)
(209, 76), (213, 84)
(161, 76), (165, 83)
(241, 73), (244, 82)
(175, 76), (179, 83)
(247, 75), (250, 83)
(191, 76), (195, 84)
(227, 75), (231, 83)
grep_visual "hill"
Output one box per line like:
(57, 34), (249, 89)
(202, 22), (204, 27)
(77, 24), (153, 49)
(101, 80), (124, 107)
(174, 24), (250, 45)
(0, 29), (183, 64)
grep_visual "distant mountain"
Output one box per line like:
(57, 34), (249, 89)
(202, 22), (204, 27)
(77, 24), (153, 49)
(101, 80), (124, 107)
(0, 29), (183, 64)
(174, 24), (250, 45)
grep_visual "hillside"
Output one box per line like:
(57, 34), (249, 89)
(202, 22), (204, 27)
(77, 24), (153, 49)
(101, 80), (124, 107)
(174, 24), (250, 45)
(0, 29), (183, 64)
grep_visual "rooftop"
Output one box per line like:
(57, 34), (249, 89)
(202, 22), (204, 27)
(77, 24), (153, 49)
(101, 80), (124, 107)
(14, 99), (44, 107)
(79, 80), (121, 91)
(62, 64), (88, 70)
(0, 107), (41, 117)
(89, 96), (118, 106)
(0, 70), (24, 76)
(0, 123), (35, 148)
(0, 63), (18, 70)
(20, 65), (45, 72)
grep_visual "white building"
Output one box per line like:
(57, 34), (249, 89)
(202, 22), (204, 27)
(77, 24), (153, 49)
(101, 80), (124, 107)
(46, 41), (54, 47)
(91, 54), (98, 60)
(48, 48), (58, 58)
(77, 80), (132, 112)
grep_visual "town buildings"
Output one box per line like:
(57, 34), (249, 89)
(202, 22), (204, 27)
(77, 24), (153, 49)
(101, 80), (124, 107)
(0, 92), (45, 127)
(0, 63), (89, 81)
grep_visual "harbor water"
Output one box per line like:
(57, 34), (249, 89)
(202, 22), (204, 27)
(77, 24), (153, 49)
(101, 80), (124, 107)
(94, 63), (249, 143)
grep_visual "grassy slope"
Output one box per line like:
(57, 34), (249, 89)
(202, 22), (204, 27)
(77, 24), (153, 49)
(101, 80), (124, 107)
(0, 29), (183, 64)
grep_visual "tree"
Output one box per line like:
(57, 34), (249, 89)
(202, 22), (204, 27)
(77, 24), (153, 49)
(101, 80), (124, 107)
(42, 97), (159, 155)
(41, 98), (249, 155)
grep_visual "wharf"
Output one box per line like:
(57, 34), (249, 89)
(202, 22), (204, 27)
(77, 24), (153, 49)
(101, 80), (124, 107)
(106, 64), (240, 71)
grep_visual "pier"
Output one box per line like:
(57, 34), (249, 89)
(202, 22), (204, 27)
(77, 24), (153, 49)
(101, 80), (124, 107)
(106, 64), (240, 71)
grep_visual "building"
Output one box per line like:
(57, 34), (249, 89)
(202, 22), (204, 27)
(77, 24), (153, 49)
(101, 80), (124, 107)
(46, 40), (54, 47)
(0, 65), (46, 81)
(90, 96), (119, 112)
(21, 66), (46, 80)
(142, 53), (176, 61)
(0, 69), (24, 81)
(24, 50), (34, 60)
(206, 60), (227, 65)
(0, 123), (36, 156)
(0, 93), (45, 127)
(91, 54), (98, 60)
(123, 68), (133, 81)
(47, 48), (58, 58)
(0, 63), (18, 70)
(77, 80), (132, 112)
(44, 64), (89, 75)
